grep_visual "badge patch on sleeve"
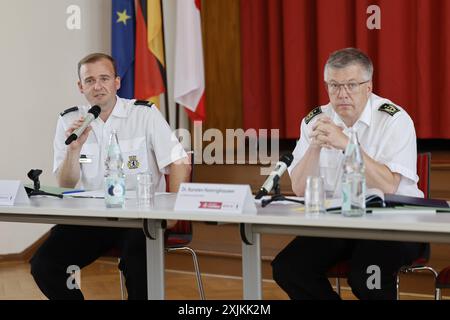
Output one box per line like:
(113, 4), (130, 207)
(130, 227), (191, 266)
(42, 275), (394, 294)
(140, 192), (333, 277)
(378, 103), (400, 116)
(127, 155), (140, 169)
(305, 107), (322, 124)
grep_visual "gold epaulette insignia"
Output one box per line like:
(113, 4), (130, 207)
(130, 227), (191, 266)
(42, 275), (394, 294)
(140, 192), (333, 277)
(304, 107), (322, 124)
(378, 103), (400, 116)
(134, 100), (153, 108)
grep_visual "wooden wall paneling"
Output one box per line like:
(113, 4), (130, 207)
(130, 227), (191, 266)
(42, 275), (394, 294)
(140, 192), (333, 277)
(202, 0), (242, 133)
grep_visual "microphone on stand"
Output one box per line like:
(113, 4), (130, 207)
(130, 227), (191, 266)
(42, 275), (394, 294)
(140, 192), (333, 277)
(255, 154), (294, 199)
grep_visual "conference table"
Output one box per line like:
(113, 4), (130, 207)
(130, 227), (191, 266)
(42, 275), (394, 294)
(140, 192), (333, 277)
(1, 194), (450, 300)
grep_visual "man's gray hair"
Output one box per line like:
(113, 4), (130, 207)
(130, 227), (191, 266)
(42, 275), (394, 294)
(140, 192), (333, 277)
(324, 48), (373, 81)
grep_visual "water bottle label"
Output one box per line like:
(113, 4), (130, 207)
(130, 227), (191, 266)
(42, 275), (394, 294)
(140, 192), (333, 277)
(108, 183), (124, 197)
(342, 182), (351, 211)
(105, 177), (125, 207)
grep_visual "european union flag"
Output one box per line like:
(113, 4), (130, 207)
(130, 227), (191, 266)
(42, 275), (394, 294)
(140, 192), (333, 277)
(112, 0), (135, 99)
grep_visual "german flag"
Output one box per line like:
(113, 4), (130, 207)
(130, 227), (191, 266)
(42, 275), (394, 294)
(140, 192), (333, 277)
(174, 0), (206, 122)
(134, 0), (166, 106)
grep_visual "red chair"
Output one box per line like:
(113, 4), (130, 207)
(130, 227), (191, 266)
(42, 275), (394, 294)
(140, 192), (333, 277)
(112, 151), (205, 299)
(112, 219), (205, 300)
(435, 267), (450, 299)
(395, 153), (438, 299)
(327, 152), (437, 299)
(114, 219), (205, 300)
(164, 216), (205, 300)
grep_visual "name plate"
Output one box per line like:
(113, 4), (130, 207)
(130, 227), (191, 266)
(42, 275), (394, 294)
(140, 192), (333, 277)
(0, 180), (30, 206)
(174, 183), (257, 214)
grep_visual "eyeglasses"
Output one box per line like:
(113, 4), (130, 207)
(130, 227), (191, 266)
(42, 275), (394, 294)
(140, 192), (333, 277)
(325, 80), (370, 94)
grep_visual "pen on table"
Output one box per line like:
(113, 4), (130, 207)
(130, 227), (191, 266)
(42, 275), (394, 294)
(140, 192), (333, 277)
(68, 195), (104, 199)
(325, 207), (373, 214)
(62, 189), (85, 195)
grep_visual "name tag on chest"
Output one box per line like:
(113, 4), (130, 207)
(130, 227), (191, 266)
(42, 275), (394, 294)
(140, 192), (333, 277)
(79, 154), (93, 164)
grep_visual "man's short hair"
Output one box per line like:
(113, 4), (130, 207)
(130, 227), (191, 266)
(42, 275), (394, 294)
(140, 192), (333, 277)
(324, 48), (373, 81)
(77, 53), (118, 80)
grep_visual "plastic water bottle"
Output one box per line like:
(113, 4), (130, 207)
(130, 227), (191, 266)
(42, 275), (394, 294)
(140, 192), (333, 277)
(341, 128), (366, 217)
(104, 130), (125, 208)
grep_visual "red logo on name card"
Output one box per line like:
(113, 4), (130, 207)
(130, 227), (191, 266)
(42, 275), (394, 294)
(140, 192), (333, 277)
(199, 201), (222, 209)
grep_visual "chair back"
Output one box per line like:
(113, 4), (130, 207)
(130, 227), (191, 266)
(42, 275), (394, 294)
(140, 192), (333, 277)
(326, 152), (433, 280)
(417, 152), (431, 199)
(165, 151), (193, 247)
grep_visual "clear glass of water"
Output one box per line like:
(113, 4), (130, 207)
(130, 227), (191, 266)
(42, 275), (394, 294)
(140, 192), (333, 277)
(136, 172), (154, 208)
(305, 176), (326, 216)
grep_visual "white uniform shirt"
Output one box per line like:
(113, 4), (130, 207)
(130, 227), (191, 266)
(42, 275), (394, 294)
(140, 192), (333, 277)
(288, 93), (423, 197)
(54, 97), (187, 192)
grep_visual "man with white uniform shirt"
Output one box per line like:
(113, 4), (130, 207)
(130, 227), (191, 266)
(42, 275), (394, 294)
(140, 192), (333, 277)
(30, 53), (190, 300)
(272, 48), (426, 300)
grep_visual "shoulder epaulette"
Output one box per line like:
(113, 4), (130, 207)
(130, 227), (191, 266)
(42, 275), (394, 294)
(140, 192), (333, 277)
(60, 106), (78, 117)
(134, 100), (153, 108)
(378, 103), (400, 116)
(304, 107), (322, 124)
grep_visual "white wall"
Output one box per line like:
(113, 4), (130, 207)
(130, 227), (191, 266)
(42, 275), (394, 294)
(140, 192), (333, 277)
(0, 0), (111, 254)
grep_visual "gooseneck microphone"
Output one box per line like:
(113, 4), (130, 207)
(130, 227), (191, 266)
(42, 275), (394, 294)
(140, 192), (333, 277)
(255, 154), (294, 199)
(65, 105), (101, 145)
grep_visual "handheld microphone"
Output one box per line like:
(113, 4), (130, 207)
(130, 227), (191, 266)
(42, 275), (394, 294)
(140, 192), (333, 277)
(255, 154), (294, 199)
(65, 105), (101, 145)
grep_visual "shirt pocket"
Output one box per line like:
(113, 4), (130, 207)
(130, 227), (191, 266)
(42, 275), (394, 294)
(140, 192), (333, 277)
(119, 136), (149, 177)
(80, 143), (99, 179)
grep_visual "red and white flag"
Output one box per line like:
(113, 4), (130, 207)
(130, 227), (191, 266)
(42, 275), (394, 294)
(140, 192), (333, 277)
(174, 0), (205, 121)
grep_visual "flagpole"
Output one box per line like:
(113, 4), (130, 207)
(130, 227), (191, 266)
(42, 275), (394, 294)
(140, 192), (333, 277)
(175, 102), (180, 130)
(159, 0), (171, 126)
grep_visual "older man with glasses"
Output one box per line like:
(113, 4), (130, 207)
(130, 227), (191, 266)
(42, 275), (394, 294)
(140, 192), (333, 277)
(271, 48), (426, 300)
